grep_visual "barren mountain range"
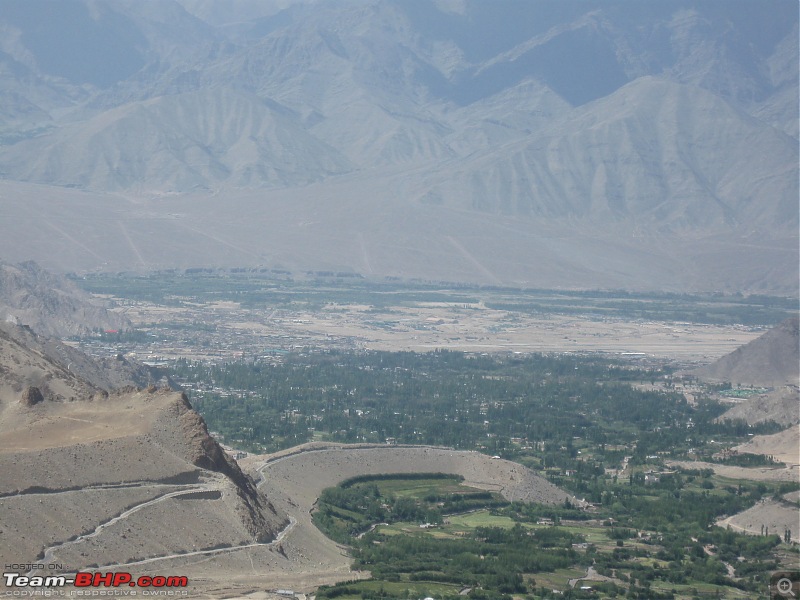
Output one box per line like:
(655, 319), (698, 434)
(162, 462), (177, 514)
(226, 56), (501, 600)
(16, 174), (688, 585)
(0, 0), (797, 292)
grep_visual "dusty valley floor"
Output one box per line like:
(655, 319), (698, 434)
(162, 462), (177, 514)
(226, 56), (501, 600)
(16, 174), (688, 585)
(102, 296), (764, 365)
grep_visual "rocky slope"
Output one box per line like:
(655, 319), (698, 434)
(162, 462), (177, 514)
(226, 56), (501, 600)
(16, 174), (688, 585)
(733, 425), (800, 466)
(694, 317), (800, 387)
(0, 320), (158, 397)
(0, 260), (130, 338)
(0, 1), (795, 293)
(0, 323), (285, 580)
(718, 386), (800, 426)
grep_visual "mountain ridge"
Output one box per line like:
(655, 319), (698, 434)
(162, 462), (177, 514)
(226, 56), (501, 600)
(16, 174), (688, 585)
(0, 0), (796, 293)
(0, 320), (285, 577)
(0, 259), (131, 338)
(694, 317), (800, 387)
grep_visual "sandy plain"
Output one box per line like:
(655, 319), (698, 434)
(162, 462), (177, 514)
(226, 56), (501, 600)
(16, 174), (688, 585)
(107, 296), (764, 365)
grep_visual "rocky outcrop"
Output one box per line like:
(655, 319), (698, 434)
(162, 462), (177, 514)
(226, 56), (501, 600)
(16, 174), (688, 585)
(694, 318), (800, 387)
(0, 329), (287, 580)
(0, 260), (130, 338)
(19, 386), (44, 406)
(0, 321), (165, 401)
(151, 391), (283, 543)
(717, 385), (800, 426)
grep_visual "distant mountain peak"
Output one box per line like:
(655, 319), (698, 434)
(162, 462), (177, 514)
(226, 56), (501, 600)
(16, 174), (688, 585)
(0, 1), (795, 293)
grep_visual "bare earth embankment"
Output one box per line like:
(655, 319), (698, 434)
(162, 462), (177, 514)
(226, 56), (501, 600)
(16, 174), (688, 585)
(140, 443), (577, 597)
(717, 498), (800, 539)
(0, 387), (284, 597)
(665, 460), (799, 483)
(733, 426), (800, 467)
(666, 424), (799, 483)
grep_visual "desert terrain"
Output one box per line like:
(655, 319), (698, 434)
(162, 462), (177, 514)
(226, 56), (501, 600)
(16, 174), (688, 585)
(104, 294), (765, 364)
(54, 443), (576, 597)
(716, 495), (799, 539)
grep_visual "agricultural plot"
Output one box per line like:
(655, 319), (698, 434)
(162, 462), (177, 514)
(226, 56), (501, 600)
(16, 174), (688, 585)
(313, 474), (798, 599)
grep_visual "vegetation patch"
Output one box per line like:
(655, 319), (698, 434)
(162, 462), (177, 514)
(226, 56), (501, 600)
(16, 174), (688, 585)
(312, 468), (797, 599)
(165, 348), (798, 597)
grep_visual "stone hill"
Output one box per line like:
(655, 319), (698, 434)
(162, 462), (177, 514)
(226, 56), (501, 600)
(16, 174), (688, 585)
(694, 317), (800, 387)
(0, 320), (158, 399)
(0, 259), (130, 338)
(718, 385), (800, 426)
(0, 324), (285, 585)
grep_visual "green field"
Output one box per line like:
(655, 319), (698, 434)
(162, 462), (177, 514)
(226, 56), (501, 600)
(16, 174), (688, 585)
(446, 511), (518, 529)
(528, 568), (589, 591)
(315, 473), (796, 600)
(373, 477), (484, 499)
(317, 579), (463, 600)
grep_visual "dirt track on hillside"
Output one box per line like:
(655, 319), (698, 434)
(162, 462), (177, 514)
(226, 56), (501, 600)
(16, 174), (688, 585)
(717, 499), (799, 539)
(129, 443), (576, 597)
(734, 425), (800, 466)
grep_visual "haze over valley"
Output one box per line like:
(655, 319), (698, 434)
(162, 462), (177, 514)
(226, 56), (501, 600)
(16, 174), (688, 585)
(0, 0), (797, 292)
(0, 2), (798, 598)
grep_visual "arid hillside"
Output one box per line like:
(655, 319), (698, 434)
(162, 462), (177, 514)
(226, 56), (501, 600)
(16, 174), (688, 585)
(0, 259), (130, 337)
(694, 317), (800, 388)
(733, 426), (800, 467)
(0, 326), (286, 592)
(0, 320), (160, 399)
(718, 385), (800, 426)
